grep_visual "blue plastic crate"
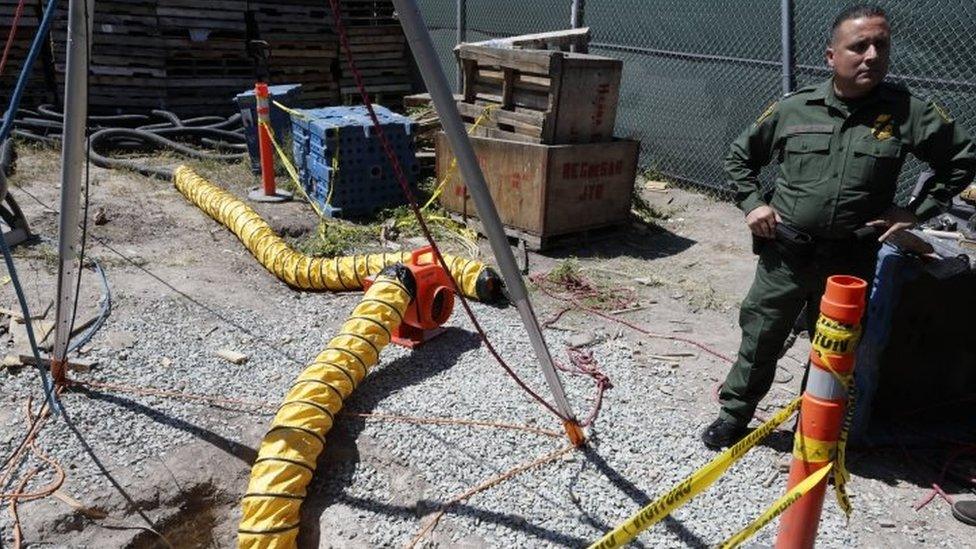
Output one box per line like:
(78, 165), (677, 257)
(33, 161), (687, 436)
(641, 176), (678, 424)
(289, 105), (419, 218)
(235, 83), (302, 175)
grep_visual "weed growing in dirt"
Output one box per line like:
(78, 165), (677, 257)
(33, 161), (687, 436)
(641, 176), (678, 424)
(632, 189), (673, 224)
(296, 220), (380, 257)
(540, 258), (636, 310)
(193, 156), (254, 191)
(548, 257), (582, 284)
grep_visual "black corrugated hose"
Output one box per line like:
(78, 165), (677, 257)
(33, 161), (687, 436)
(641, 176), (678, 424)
(7, 105), (248, 180)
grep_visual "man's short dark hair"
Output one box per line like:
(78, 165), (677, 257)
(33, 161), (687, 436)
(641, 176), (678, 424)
(831, 4), (888, 43)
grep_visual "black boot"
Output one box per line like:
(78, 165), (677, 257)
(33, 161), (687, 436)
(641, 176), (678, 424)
(701, 417), (749, 450)
(953, 500), (976, 527)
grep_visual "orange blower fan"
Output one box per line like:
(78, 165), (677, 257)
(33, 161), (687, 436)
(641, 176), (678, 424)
(364, 246), (455, 348)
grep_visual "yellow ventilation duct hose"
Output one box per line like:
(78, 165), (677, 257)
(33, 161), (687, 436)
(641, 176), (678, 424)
(172, 165), (500, 302)
(238, 266), (414, 548)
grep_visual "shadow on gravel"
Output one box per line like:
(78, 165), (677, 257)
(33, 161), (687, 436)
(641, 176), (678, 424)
(757, 428), (795, 454)
(331, 495), (591, 547)
(299, 327), (581, 547)
(74, 387), (257, 464)
(57, 400), (167, 541)
(543, 223), (696, 262)
(569, 446), (710, 549)
(846, 443), (976, 492)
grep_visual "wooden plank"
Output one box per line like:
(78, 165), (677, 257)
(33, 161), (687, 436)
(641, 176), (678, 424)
(551, 57), (623, 143)
(468, 28), (591, 52)
(436, 132), (546, 233)
(543, 139), (639, 235)
(456, 101), (545, 139)
(456, 45), (553, 75)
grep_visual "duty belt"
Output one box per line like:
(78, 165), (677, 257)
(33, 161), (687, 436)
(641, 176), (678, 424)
(753, 224), (882, 261)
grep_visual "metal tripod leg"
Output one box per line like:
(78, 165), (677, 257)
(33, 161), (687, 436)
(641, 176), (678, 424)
(0, 173), (31, 248)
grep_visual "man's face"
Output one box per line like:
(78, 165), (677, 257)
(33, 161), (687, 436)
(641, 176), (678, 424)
(827, 16), (891, 97)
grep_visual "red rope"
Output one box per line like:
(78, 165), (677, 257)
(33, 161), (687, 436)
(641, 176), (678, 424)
(531, 270), (734, 364)
(554, 347), (612, 427)
(327, 0), (566, 421)
(0, 0), (27, 77)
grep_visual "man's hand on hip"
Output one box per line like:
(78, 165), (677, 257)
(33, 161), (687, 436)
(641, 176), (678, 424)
(745, 205), (781, 239)
(866, 205), (918, 242)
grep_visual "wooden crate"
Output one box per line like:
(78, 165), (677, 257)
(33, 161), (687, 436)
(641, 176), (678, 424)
(436, 132), (638, 247)
(456, 44), (622, 144)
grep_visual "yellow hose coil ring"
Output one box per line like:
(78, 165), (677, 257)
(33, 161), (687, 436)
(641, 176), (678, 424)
(172, 165), (496, 301)
(238, 271), (412, 548)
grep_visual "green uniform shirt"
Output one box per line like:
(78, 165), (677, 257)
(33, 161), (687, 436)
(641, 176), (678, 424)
(727, 79), (976, 238)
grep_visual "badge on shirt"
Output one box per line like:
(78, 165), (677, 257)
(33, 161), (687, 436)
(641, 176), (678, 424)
(755, 101), (777, 126)
(932, 102), (952, 123)
(871, 114), (894, 140)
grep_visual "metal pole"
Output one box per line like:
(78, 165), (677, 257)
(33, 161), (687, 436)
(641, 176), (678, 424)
(456, 0), (466, 92)
(571, 0), (583, 29)
(391, 0), (584, 443)
(780, 0), (795, 94)
(51, 0), (94, 382)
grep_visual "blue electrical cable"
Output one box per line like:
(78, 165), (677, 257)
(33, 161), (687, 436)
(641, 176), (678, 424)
(0, 0), (62, 413)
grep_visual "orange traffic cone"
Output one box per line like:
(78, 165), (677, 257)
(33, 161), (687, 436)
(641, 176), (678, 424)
(776, 275), (867, 549)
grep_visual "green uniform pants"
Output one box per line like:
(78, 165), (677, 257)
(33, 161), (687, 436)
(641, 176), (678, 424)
(718, 240), (879, 426)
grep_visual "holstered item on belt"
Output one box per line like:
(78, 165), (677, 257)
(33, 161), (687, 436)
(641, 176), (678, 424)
(752, 223), (814, 257)
(753, 224), (882, 260)
(773, 223), (816, 260)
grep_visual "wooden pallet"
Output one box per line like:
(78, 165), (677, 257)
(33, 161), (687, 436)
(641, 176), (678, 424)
(338, 23), (412, 98)
(0, 0), (411, 114)
(456, 42), (622, 144)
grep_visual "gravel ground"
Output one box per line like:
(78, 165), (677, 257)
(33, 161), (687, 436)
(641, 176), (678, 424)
(1, 149), (973, 548)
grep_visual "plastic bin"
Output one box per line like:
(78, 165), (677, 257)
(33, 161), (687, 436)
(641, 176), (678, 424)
(234, 83), (303, 174)
(289, 105), (419, 218)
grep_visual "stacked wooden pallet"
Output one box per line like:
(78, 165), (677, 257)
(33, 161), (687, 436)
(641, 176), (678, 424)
(340, 0), (396, 25)
(338, 0), (413, 101)
(157, 0), (252, 116)
(0, 0), (59, 107)
(51, 1), (169, 111)
(252, 0), (339, 106)
(0, 0), (413, 115)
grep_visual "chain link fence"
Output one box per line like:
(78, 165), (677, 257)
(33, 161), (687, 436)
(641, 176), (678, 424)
(796, 0), (976, 203)
(415, 0), (976, 202)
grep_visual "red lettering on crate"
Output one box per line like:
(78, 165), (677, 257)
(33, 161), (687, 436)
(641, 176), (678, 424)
(561, 159), (624, 180)
(509, 172), (527, 190)
(577, 183), (605, 202)
(590, 83), (610, 139)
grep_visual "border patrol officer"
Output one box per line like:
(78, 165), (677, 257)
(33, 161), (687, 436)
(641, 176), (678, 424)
(702, 4), (976, 449)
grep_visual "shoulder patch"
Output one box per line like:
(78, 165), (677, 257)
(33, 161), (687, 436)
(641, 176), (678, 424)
(932, 102), (952, 123)
(789, 85), (819, 96)
(755, 101), (778, 125)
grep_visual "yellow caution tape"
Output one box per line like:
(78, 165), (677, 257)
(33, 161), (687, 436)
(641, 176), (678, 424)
(260, 120), (326, 219)
(833, 376), (855, 518)
(808, 321), (860, 520)
(810, 314), (861, 357)
(272, 99), (307, 120)
(719, 463), (834, 549)
(419, 103), (497, 212)
(792, 434), (836, 462)
(588, 397), (802, 549)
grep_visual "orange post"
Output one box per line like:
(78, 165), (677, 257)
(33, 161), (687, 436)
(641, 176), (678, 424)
(776, 275), (867, 549)
(255, 82), (276, 196)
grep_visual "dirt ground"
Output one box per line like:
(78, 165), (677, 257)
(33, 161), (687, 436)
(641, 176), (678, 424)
(1, 144), (974, 548)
